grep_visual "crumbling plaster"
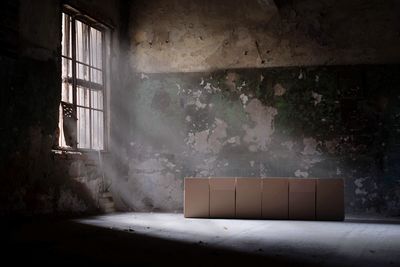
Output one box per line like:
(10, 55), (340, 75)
(121, 0), (400, 215)
(119, 66), (400, 215)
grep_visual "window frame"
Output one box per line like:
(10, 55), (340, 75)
(58, 5), (111, 152)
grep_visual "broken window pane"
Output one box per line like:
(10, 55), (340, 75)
(61, 101), (78, 148)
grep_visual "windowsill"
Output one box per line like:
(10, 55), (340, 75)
(52, 148), (109, 160)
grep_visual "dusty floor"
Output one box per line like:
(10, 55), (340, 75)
(3, 212), (400, 266)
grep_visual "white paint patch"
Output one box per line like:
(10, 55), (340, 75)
(193, 90), (202, 98)
(354, 177), (366, 188)
(166, 162), (176, 170)
(243, 99), (278, 152)
(298, 70), (303, 79)
(204, 82), (212, 91)
(302, 137), (320, 156)
(202, 82), (220, 93)
(187, 118), (228, 154)
(295, 170), (309, 178)
(312, 91), (323, 105)
(191, 130), (210, 154)
(225, 136), (238, 145)
(259, 163), (267, 177)
(140, 73), (149, 80)
(299, 138), (323, 170)
(239, 93), (249, 106)
(195, 156), (218, 177)
(224, 136), (240, 146)
(227, 137), (236, 144)
(208, 118), (228, 154)
(301, 157), (323, 170)
(176, 83), (181, 93)
(194, 91), (207, 110)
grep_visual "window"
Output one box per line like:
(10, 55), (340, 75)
(58, 8), (109, 151)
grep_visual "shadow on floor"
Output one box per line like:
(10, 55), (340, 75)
(2, 217), (324, 266)
(345, 218), (400, 225)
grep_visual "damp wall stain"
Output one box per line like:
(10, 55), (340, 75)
(130, 0), (400, 73)
(121, 65), (400, 215)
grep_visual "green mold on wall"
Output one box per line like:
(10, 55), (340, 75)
(130, 64), (400, 214)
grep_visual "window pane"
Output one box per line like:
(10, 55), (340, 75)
(77, 107), (90, 149)
(77, 63), (90, 81)
(90, 68), (103, 85)
(62, 57), (72, 80)
(62, 13), (72, 57)
(90, 28), (102, 69)
(90, 90), (103, 110)
(91, 110), (104, 150)
(77, 86), (90, 107)
(58, 104), (69, 148)
(76, 20), (90, 64)
(61, 82), (73, 103)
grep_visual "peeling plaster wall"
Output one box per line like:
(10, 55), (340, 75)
(0, 0), (126, 216)
(123, 0), (400, 215)
(122, 67), (400, 215)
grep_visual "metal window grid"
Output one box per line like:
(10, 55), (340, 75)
(59, 10), (107, 151)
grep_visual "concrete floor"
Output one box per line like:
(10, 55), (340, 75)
(3, 212), (400, 266)
(77, 212), (400, 267)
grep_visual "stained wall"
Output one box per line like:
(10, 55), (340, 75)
(116, 0), (400, 215)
